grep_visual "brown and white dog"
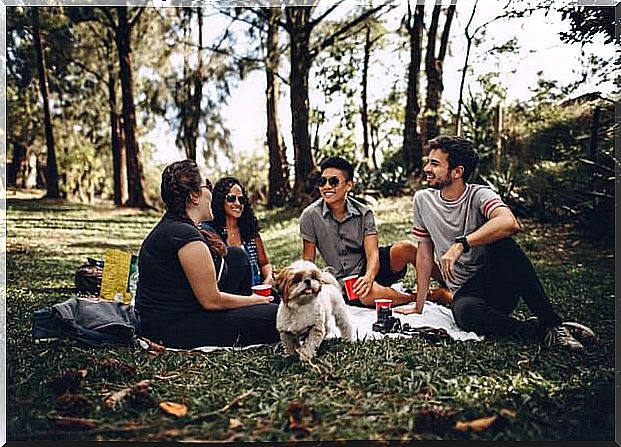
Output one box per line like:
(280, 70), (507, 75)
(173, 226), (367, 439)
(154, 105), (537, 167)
(274, 260), (353, 361)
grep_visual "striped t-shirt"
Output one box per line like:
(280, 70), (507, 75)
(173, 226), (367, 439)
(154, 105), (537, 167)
(412, 184), (507, 293)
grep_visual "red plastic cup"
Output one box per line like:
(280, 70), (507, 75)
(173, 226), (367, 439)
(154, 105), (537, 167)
(343, 275), (359, 301)
(251, 284), (272, 297)
(374, 299), (393, 318)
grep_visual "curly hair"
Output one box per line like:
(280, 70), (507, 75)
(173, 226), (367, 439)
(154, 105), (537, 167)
(211, 176), (259, 243)
(426, 135), (479, 181)
(160, 160), (226, 257)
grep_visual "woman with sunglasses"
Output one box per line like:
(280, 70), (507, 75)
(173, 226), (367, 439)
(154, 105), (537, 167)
(135, 160), (279, 349)
(209, 177), (274, 286)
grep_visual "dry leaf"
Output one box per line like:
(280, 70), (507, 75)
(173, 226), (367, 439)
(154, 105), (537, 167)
(500, 409), (517, 418)
(104, 380), (150, 410)
(455, 415), (498, 432)
(229, 417), (243, 429)
(78, 369), (88, 378)
(159, 401), (188, 417)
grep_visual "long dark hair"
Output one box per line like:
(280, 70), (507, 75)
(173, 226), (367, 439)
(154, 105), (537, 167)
(211, 176), (259, 243)
(161, 160), (227, 257)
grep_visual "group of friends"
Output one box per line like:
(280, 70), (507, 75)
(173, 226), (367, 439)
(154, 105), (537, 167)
(135, 135), (595, 353)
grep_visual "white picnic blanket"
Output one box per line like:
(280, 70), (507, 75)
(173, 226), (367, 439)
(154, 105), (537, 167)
(140, 301), (483, 354)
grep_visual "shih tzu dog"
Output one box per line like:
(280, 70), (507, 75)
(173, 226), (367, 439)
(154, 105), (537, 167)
(274, 260), (353, 361)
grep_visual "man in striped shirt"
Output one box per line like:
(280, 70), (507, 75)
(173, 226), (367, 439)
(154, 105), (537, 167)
(396, 135), (595, 352)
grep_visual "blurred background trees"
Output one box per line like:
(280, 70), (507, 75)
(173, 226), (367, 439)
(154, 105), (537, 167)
(5, 2), (618, 245)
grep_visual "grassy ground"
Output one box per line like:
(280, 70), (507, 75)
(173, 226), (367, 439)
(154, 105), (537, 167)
(5, 194), (615, 441)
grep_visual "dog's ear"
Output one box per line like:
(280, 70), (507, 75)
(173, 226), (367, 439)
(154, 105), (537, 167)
(274, 268), (290, 303)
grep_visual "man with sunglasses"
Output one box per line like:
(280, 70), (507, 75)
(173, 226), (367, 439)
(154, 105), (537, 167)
(300, 156), (427, 307)
(395, 135), (595, 353)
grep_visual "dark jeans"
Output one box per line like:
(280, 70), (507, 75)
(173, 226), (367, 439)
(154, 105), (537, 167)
(452, 238), (562, 338)
(142, 246), (278, 349)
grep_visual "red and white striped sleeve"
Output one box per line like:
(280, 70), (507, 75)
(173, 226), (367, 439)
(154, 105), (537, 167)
(479, 190), (508, 219)
(412, 192), (432, 242)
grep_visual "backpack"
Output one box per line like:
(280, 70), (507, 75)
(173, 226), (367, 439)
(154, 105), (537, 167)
(74, 258), (104, 295)
(32, 297), (138, 347)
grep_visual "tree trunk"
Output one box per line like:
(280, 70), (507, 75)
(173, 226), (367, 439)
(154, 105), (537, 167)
(108, 63), (127, 205)
(286, 7), (317, 203)
(115, 6), (148, 208)
(361, 25), (371, 168)
(9, 142), (27, 187)
(402, 3), (424, 173)
(455, 1), (478, 135)
(423, 5), (455, 146)
(266, 7), (290, 208)
(32, 7), (60, 199)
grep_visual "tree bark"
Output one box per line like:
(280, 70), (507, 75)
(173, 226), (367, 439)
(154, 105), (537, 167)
(107, 63), (127, 205)
(266, 7), (290, 208)
(32, 7), (60, 199)
(115, 6), (148, 208)
(455, 0), (478, 135)
(286, 7), (316, 203)
(402, 3), (424, 173)
(361, 25), (371, 167)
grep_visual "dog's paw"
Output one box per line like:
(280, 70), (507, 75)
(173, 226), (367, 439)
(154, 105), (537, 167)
(296, 347), (315, 362)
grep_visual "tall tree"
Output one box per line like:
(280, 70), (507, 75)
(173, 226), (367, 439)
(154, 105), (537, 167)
(282, 3), (385, 202)
(31, 7), (60, 199)
(402, 2), (424, 173)
(422, 4), (455, 144)
(265, 7), (290, 208)
(113, 6), (148, 208)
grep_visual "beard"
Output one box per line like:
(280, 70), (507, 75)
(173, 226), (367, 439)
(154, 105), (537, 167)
(428, 175), (453, 190)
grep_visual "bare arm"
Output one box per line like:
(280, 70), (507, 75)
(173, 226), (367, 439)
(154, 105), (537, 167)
(302, 240), (316, 262)
(441, 206), (520, 282)
(354, 233), (380, 300)
(178, 241), (272, 310)
(396, 240), (434, 315)
(255, 234), (274, 284)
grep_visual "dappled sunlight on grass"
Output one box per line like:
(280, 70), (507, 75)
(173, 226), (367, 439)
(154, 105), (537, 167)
(5, 197), (614, 441)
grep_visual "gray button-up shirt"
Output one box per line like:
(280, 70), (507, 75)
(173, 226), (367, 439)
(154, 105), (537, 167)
(299, 197), (377, 280)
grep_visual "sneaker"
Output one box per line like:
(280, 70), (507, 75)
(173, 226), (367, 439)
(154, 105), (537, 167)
(562, 321), (597, 347)
(543, 325), (585, 353)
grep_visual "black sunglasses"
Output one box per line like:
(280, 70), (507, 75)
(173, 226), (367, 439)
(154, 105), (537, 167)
(318, 176), (345, 187)
(225, 194), (247, 205)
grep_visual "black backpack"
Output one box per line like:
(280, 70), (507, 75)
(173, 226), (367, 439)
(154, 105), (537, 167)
(74, 258), (103, 295)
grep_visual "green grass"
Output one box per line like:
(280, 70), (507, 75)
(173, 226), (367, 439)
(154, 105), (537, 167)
(5, 195), (615, 441)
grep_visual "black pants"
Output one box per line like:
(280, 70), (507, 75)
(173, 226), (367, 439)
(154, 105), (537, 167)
(143, 247), (279, 349)
(452, 238), (562, 338)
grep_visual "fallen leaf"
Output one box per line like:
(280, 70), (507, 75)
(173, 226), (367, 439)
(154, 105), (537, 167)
(285, 400), (314, 433)
(229, 417), (243, 429)
(159, 401), (188, 417)
(104, 380), (151, 410)
(500, 408), (517, 418)
(455, 415), (498, 432)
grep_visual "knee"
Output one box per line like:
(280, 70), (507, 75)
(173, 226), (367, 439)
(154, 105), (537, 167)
(452, 298), (484, 332)
(391, 240), (417, 261)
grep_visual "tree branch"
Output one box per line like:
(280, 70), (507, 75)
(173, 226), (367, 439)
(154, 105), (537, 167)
(129, 6), (145, 28)
(311, 4), (387, 58)
(308, 1), (343, 30)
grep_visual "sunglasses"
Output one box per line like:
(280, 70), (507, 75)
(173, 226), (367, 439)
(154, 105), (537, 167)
(225, 194), (247, 205)
(318, 176), (345, 187)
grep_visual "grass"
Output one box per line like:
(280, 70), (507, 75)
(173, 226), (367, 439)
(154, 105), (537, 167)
(5, 194), (615, 441)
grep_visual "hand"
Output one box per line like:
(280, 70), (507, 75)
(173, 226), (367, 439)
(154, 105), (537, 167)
(252, 293), (274, 304)
(262, 275), (273, 285)
(440, 243), (464, 283)
(353, 274), (374, 300)
(394, 305), (422, 315)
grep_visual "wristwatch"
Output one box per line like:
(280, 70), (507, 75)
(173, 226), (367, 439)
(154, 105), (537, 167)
(455, 236), (470, 253)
